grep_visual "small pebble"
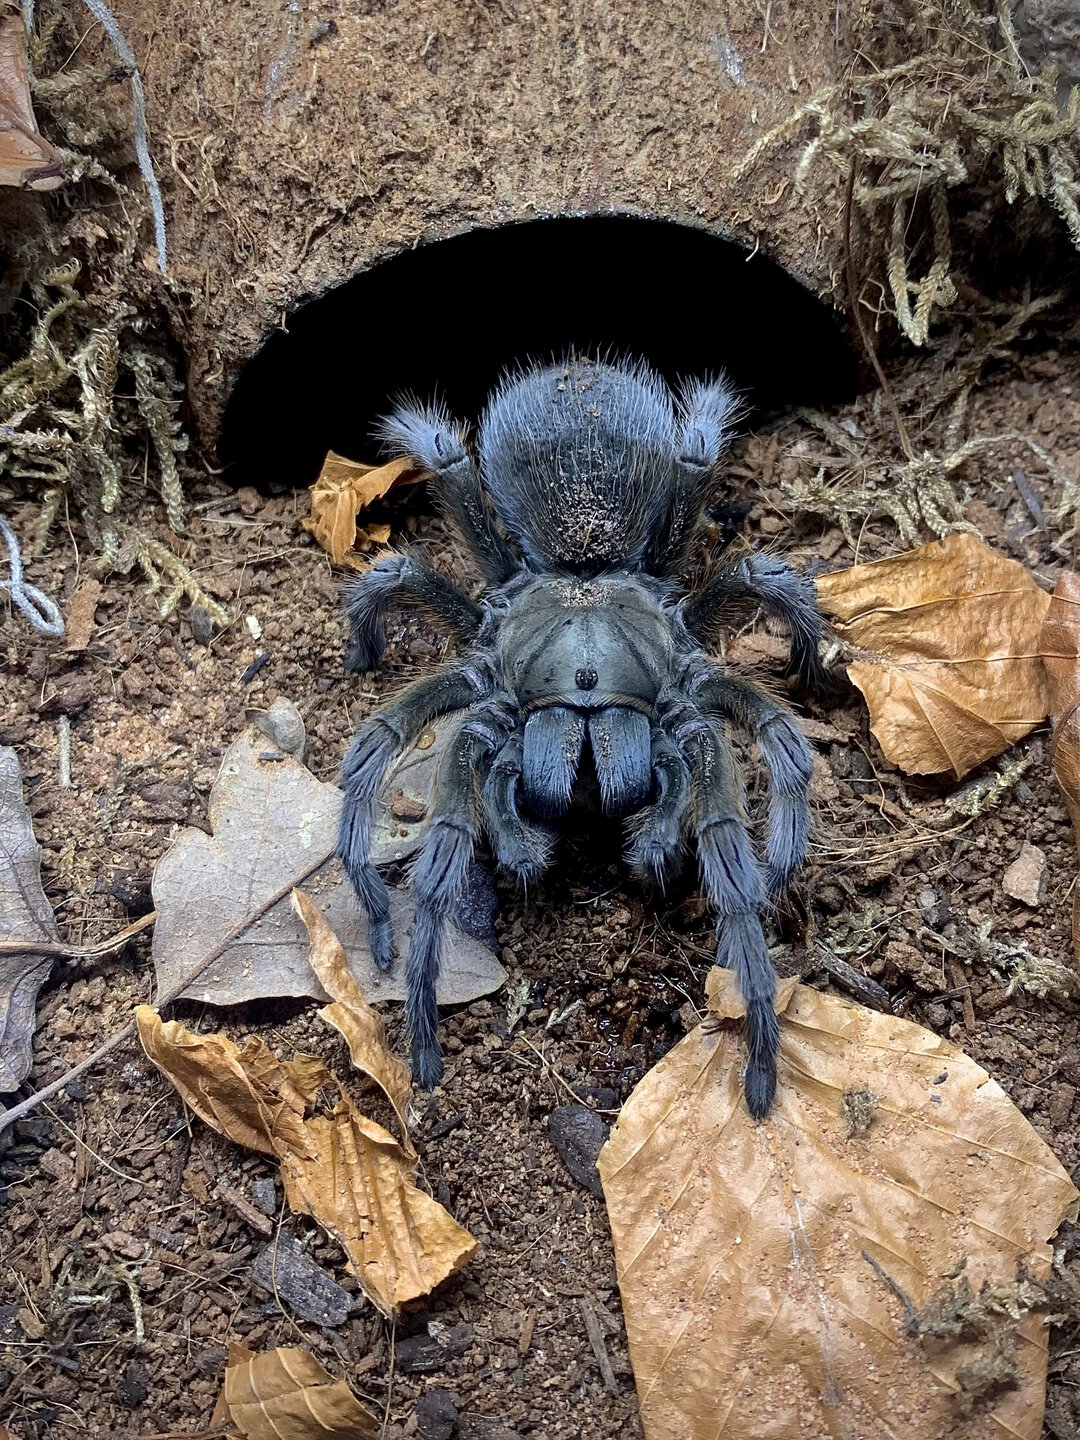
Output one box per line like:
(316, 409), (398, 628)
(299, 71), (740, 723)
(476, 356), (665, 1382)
(547, 1105), (609, 1198)
(250, 1177), (278, 1216)
(415, 1386), (458, 1440)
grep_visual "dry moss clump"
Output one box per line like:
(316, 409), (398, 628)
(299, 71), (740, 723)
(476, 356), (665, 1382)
(0, 5), (226, 622)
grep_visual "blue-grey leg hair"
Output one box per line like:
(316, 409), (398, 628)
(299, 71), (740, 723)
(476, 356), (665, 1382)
(587, 707), (653, 817)
(625, 726), (690, 886)
(521, 706), (586, 820)
(674, 713), (778, 1118)
(338, 664), (490, 968)
(645, 376), (740, 575)
(482, 727), (556, 883)
(692, 669), (813, 895)
(681, 552), (834, 696)
(344, 553), (483, 673)
(407, 711), (504, 1089)
(377, 403), (520, 585)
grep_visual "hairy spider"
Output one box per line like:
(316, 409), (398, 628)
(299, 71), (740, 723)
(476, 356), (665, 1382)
(338, 357), (829, 1117)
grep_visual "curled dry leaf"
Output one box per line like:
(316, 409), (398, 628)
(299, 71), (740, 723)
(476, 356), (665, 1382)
(136, 1007), (476, 1314)
(302, 453), (418, 565)
(150, 699), (505, 1009)
(292, 887), (414, 1152)
(816, 533), (1052, 777)
(0, 747), (59, 1089)
(222, 1342), (378, 1440)
(1041, 571), (1080, 964)
(599, 968), (1079, 1440)
(0, 12), (63, 190)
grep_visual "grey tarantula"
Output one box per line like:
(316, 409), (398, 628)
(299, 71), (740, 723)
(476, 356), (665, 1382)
(338, 358), (829, 1117)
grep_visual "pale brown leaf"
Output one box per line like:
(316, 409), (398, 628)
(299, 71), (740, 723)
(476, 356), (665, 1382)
(302, 454), (417, 565)
(816, 533), (1052, 777)
(150, 699), (505, 1008)
(222, 1343), (378, 1439)
(599, 969), (1079, 1440)
(0, 747), (58, 1088)
(292, 889), (414, 1150)
(136, 1008), (477, 1313)
(0, 13), (62, 190)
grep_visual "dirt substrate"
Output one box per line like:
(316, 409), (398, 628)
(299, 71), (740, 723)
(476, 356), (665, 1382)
(3, 348), (1080, 1439)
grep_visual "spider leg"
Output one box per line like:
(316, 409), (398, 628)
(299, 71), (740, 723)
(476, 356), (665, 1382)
(625, 725), (690, 886)
(681, 552), (834, 697)
(378, 404), (520, 584)
(482, 726), (556, 884)
(673, 711), (777, 1118)
(646, 375), (738, 575)
(691, 669), (813, 895)
(344, 553), (483, 673)
(407, 710), (503, 1089)
(338, 663), (490, 968)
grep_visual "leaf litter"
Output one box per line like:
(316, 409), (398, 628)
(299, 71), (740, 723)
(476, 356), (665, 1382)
(0, 745), (59, 1089)
(138, 893), (477, 1314)
(816, 535), (1080, 968)
(150, 698), (505, 1008)
(302, 453), (421, 565)
(214, 1342), (378, 1439)
(599, 969), (1080, 1440)
(816, 532), (1053, 778)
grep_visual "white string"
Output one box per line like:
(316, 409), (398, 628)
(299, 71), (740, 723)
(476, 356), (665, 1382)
(0, 514), (64, 637)
(21, 0), (167, 271)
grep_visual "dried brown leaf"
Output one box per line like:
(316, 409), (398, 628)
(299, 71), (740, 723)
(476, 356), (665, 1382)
(0, 747), (58, 1088)
(599, 969), (1079, 1440)
(0, 13), (62, 190)
(1041, 572), (1080, 965)
(292, 888), (414, 1149)
(136, 1008), (477, 1313)
(150, 700), (505, 1009)
(816, 533), (1052, 777)
(302, 454), (417, 565)
(222, 1343), (378, 1439)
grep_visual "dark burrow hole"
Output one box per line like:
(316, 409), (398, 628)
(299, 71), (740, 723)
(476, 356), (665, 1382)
(220, 214), (859, 492)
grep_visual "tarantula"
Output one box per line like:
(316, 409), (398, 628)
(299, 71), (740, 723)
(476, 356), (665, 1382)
(337, 358), (829, 1117)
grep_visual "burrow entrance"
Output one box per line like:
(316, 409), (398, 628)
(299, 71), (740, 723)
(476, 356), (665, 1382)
(219, 215), (859, 491)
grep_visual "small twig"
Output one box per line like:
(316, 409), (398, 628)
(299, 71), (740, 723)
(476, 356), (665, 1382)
(0, 910), (155, 958)
(578, 1296), (619, 1393)
(862, 1250), (920, 1334)
(0, 848), (334, 1134)
(57, 714), (72, 789)
(842, 164), (916, 463)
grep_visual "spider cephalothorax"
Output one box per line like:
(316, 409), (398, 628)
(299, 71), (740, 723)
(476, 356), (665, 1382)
(338, 358), (829, 1117)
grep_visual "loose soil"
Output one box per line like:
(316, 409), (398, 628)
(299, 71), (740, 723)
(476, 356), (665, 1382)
(2, 347), (1080, 1439)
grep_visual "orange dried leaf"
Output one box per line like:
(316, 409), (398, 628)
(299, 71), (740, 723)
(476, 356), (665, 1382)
(1041, 572), (1080, 965)
(599, 970), (1078, 1440)
(816, 533), (1052, 777)
(135, 1006), (476, 1313)
(292, 888), (414, 1151)
(0, 13), (62, 190)
(222, 1343), (378, 1439)
(302, 454), (416, 564)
